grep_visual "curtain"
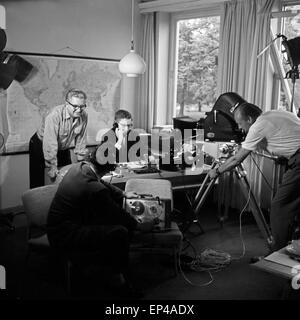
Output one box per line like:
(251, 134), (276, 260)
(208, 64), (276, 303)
(217, 0), (278, 209)
(137, 13), (156, 132)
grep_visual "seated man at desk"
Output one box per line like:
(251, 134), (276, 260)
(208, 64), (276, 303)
(100, 109), (144, 163)
(46, 143), (155, 297)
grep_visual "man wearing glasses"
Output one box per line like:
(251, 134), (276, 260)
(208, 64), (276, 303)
(29, 88), (88, 188)
(100, 109), (137, 163)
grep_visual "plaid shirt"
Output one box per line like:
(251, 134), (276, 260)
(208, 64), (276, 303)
(39, 104), (88, 169)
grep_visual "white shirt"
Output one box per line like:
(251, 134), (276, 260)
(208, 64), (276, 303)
(242, 110), (300, 159)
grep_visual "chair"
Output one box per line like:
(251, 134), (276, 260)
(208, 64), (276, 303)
(22, 184), (76, 295)
(22, 184), (58, 249)
(125, 178), (183, 275)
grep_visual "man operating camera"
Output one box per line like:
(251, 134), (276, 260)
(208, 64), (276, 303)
(208, 101), (300, 251)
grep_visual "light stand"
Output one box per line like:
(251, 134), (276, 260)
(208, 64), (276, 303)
(285, 65), (299, 113)
(281, 36), (300, 113)
(258, 34), (300, 113)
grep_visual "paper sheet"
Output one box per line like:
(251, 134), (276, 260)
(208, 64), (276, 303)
(264, 251), (300, 268)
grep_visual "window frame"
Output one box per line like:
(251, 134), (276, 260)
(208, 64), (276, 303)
(269, 1), (300, 113)
(168, 7), (221, 120)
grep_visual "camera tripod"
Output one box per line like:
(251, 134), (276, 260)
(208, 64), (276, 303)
(192, 158), (274, 249)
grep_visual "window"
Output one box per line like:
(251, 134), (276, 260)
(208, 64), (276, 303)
(174, 15), (220, 118)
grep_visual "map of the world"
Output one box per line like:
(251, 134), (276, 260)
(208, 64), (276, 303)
(0, 54), (121, 153)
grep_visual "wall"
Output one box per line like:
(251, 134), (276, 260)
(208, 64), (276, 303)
(0, 0), (141, 211)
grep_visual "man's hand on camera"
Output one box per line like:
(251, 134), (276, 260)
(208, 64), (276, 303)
(124, 191), (139, 198)
(136, 219), (155, 233)
(208, 167), (220, 180)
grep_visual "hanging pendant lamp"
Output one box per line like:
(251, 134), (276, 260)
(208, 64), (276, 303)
(119, 0), (146, 77)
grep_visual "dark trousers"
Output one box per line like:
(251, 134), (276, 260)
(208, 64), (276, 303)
(270, 152), (300, 250)
(29, 132), (71, 189)
(49, 224), (131, 274)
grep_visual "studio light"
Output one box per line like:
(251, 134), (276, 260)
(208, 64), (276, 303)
(0, 28), (6, 51)
(281, 35), (300, 112)
(281, 36), (300, 68)
(119, 0), (146, 77)
(0, 63), (17, 90)
(0, 28), (34, 89)
(2, 53), (34, 82)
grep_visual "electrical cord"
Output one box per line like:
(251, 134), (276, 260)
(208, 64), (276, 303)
(230, 182), (251, 260)
(250, 153), (273, 191)
(178, 244), (232, 287)
(178, 246), (214, 287)
(177, 162), (254, 286)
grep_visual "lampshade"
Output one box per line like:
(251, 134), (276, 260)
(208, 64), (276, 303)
(6, 54), (34, 82)
(119, 49), (146, 77)
(281, 36), (300, 68)
(118, 0), (146, 77)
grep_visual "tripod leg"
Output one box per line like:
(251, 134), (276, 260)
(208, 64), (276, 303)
(193, 177), (218, 216)
(193, 160), (218, 205)
(180, 191), (204, 236)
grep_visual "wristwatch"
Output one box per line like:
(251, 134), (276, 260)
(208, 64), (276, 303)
(215, 167), (221, 176)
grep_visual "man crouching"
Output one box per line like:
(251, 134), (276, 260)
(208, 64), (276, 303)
(46, 143), (154, 298)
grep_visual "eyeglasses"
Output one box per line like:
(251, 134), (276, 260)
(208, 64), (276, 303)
(118, 122), (133, 128)
(67, 101), (87, 111)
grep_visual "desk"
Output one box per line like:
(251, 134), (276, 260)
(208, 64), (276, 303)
(104, 165), (210, 190)
(56, 163), (210, 190)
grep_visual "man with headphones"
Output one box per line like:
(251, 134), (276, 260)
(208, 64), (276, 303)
(46, 144), (154, 298)
(208, 101), (300, 252)
(29, 88), (88, 188)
